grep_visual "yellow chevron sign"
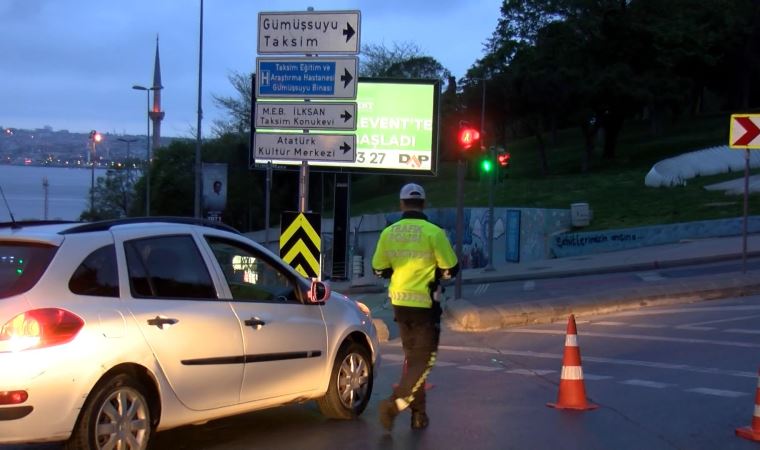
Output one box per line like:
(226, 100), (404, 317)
(280, 211), (321, 278)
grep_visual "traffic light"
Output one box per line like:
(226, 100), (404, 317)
(457, 121), (481, 151)
(496, 149), (510, 181)
(497, 151), (510, 168)
(479, 156), (494, 174)
(89, 130), (102, 143)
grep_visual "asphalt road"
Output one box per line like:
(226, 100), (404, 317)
(148, 294), (760, 449)
(7, 285), (760, 450)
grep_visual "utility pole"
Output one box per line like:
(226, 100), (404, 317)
(42, 177), (49, 220)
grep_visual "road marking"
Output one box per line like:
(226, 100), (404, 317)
(426, 344), (758, 378)
(505, 369), (555, 376)
(474, 284), (489, 295)
(636, 272), (666, 282)
(685, 388), (748, 398)
(592, 321), (626, 326)
(629, 324), (668, 329)
(674, 325), (716, 331)
(458, 364), (502, 372)
(523, 280), (536, 291)
(679, 313), (760, 328)
(620, 379), (672, 389)
(435, 361), (457, 367)
(584, 373), (614, 381)
(615, 304), (760, 317)
(382, 349), (754, 398)
(725, 328), (760, 335)
(506, 328), (760, 349)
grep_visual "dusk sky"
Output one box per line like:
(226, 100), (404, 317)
(0, 0), (501, 138)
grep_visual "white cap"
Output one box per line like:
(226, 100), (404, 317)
(400, 183), (425, 200)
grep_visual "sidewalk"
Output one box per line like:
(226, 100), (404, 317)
(333, 233), (760, 340)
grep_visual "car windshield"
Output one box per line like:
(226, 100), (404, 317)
(0, 242), (57, 299)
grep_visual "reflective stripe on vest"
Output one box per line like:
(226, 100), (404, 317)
(389, 291), (431, 308)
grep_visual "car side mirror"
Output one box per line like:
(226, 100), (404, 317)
(307, 280), (331, 304)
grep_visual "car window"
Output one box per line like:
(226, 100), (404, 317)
(205, 236), (300, 304)
(125, 235), (216, 300)
(0, 242), (57, 299)
(69, 245), (119, 297)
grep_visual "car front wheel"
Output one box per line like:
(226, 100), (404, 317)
(65, 373), (153, 450)
(317, 341), (373, 419)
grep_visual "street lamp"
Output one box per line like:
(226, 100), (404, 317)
(117, 137), (137, 214)
(88, 130), (103, 210)
(132, 85), (156, 216)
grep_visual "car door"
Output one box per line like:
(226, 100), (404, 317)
(203, 235), (328, 403)
(114, 229), (244, 410)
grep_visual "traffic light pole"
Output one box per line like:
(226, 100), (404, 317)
(480, 78), (495, 272)
(455, 159), (464, 300)
(485, 145), (495, 272)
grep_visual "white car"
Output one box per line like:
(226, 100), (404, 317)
(0, 217), (379, 449)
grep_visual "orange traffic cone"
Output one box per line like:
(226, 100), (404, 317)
(736, 368), (760, 441)
(547, 314), (598, 410)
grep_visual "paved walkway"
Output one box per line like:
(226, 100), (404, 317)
(333, 233), (760, 341)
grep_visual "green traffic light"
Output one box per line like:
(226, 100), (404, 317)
(480, 158), (494, 173)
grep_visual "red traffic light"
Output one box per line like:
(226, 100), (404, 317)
(89, 130), (103, 143)
(497, 152), (511, 167)
(458, 127), (480, 150)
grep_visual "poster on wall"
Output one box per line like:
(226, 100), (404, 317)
(505, 210), (521, 263)
(202, 163), (228, 221)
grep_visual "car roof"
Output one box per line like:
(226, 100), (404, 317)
(0, 217), (240, 237)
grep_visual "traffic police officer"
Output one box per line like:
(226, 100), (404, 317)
(372, 183), (459, 431)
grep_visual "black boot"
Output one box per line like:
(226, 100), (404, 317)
(379, 399), (399, 431)
(411, 411), (429, 430)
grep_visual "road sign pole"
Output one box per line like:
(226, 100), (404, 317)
(299, 161), (309, 213)
(265, 161), (272, 250)
(743, 148), (749, 274)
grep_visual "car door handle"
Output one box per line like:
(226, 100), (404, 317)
(147, 316), (179, 329)
(244, 317), (266, 330)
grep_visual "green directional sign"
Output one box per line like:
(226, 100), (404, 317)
(253, 78), (440, 175)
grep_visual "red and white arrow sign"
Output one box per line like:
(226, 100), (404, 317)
(730, 114), (760, 149)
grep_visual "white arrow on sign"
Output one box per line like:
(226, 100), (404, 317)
(255, 102), (357, 131)
(253, 132), (356, 163)
(258, 10), (361, 54)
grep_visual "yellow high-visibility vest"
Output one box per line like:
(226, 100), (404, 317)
(372, 217), (458, 308)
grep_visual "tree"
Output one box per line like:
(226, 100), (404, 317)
(80, 168), (135, 221)
(212, 71), (252, 136)
(359, 41), (424, 77)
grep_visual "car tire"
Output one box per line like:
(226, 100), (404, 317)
(65, 373), (153, 450)
(317, 341), (373, 419)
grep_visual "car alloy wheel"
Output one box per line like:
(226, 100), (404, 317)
(337, 351), (370, 410)
(94, 386), (151, 449)
(317, 342), (373, 419)
(66, 373), (153, 450)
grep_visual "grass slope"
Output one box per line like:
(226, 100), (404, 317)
(351, 113), (760, 231)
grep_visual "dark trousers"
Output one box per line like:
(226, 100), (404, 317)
(392, 304), (441, 413)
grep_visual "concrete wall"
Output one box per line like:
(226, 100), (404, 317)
(549, 216), (760, 258)
(246, 209), (760, 280)
(246, 207), (571, 281)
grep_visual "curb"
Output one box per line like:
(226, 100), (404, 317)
(337, 251), (760, 297)
(444, 278), (760, 332)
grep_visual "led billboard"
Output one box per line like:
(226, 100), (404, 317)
(251, 78), (440, 176)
